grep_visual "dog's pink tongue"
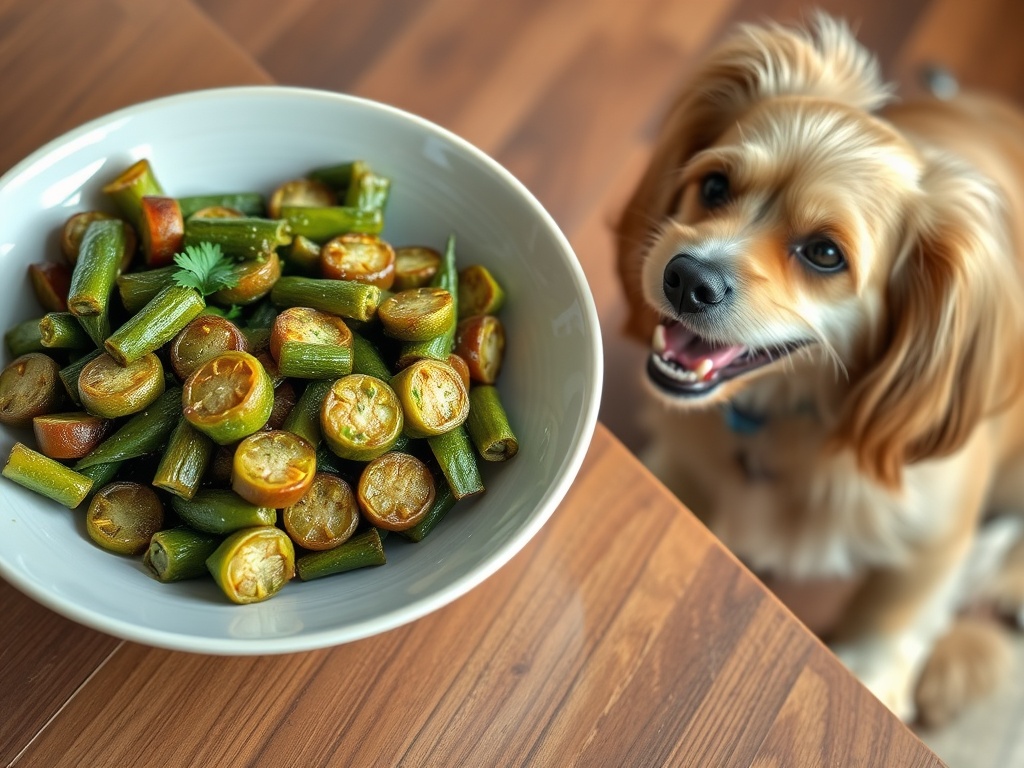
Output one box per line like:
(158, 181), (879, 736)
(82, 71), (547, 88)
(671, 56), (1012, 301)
(660, 322), (746, 376)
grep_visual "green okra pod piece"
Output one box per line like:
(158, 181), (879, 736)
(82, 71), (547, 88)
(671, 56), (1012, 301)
(3, 442), (93, 508)
(152, 417), (214, 500)
(345, 167), (391, 212)
(399, 234), (458, 365)
(39, 312), (93, 350)
(296, 528), (386, 581)
(67, 219), (126, 322)
(75, 315), (110, 348)
(116, 265), (177, 314)
(5, 318), (46, 356)
(465, 385), (519, 461)
(74, 386), (182, 469)
(0, 353), (63, 428)
(280, 205), (383, 242)
(351, 331), (392, 380)
(77, 459), (123, 491)
(144, 527), (223, 582)
(282, 377), (333, 447)
(178, 193), (265, 219)
(170, 489), (276, 534)
(104, 285), (205, 366)
(400, 482), (456, 542)
(427, 425), (484, 500)
(102, 159), (164, 231)
(270, 276), (381, 323)
(206, 526), (294, 604)
(277, 341), (352, 379)
(183, 217), (292, 260)
(307, 161), (359, 191)
(58, 349), (103, 404)
(282, 235), (321, 275)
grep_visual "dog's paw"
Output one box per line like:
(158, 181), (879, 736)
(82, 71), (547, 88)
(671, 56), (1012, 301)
(914, 618), (1012, 729)
(832, 638), (919, 722)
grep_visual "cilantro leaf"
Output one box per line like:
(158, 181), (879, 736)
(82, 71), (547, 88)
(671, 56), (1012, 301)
(172, 242), (239, 296)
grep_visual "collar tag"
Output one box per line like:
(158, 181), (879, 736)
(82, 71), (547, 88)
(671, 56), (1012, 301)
(724, 403), (767, 434)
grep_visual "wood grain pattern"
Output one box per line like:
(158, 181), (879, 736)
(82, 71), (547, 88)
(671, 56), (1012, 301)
(0, 0), (271, 178)
(0, 583), (121, 766)
(12, 429), (940, 767)
(0, 0), (956, 766)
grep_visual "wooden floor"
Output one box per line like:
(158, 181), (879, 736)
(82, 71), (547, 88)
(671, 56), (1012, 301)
(192, 0), (1024, 763)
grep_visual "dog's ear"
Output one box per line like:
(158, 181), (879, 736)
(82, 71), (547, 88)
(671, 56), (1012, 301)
(615, 13), (891, 342)
(833, 153), (1024, 488)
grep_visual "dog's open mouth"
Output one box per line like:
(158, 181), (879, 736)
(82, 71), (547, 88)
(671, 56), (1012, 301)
(647, 320), (807, 396)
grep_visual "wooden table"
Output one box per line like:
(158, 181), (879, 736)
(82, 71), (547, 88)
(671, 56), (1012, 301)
(0, 1), (944, 766)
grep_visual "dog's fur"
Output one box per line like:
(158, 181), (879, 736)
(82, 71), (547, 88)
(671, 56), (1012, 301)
(615, 13), (1024, 725)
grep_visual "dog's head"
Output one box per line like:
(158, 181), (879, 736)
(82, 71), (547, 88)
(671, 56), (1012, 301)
(616, 14), (1024, 487)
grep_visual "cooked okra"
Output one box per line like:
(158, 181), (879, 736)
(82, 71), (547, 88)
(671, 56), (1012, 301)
(183, 216), (292, 261)
(320, 374), (403, 461)
(74, 386), (182, 469)
(428, 426), (485, 500)
(5, 318), (46, 357)
(3, 442), (93, 508)
(68, 222), (127, 345)
(320, 233), (396, 288)
(152, 417), (213, 500)
(86, 481), (164, 555)
(1, 156), (518, 605)
(33, 412), (112, 460)
(296, 528), (386, 581)
(280, 205), (383, 242)
(398, 234), (458, 366)
(178, 192), (265, 219)
(144, 526), (223, 582)
(39, 312), (92, 350)
(465, 385), (519, 461)
(206, 526), (295, 604)
(0, 353), (63, 427)
(104, 284), (205, 366)
(28, 262), (72, 313)
(138, 196), (184, 267)
(268, 178), (336, 219)
(270, 275), (381, 323)
(101, 159), (164, 232)
(345, 163), (392, 212)
(78, 352), (166, 419)
(283, 471), (360, 551)
(170, 489), (277, 534)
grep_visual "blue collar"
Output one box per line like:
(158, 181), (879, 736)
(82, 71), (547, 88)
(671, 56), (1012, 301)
(724, 402), (767, 434)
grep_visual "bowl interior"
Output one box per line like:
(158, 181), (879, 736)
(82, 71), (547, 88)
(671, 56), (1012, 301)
(0, 87), (602, 653)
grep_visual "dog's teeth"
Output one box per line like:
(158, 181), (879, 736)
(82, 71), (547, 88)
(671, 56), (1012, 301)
(695, 358), (714, 380)
(652, 324), (666, 355)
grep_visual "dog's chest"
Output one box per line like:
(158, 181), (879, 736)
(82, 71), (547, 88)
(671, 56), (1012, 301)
(648, 405), (931, 580)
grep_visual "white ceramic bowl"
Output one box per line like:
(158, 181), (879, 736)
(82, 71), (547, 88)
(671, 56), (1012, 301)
(0, 86), (602, 654)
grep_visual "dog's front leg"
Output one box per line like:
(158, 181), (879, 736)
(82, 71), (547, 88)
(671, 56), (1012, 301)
(830, 517), (977, 722)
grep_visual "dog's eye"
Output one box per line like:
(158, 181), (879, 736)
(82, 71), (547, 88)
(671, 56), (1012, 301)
(798, 237), (846, 272)
(700, 173), (730, 208)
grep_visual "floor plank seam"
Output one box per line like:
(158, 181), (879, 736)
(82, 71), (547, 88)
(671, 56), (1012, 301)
(6, 639), (126, 768)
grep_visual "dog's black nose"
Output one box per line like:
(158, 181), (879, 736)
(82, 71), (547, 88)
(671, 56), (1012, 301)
(663, 254), (733, 314)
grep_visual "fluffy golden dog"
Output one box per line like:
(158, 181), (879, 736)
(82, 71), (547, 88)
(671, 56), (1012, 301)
(615, 13), (1024, 725)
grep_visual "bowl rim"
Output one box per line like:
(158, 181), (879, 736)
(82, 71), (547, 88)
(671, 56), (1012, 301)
(0, 85), (604, 654)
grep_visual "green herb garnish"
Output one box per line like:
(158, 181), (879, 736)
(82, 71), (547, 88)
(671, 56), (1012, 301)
(172, 242), (239, 296)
